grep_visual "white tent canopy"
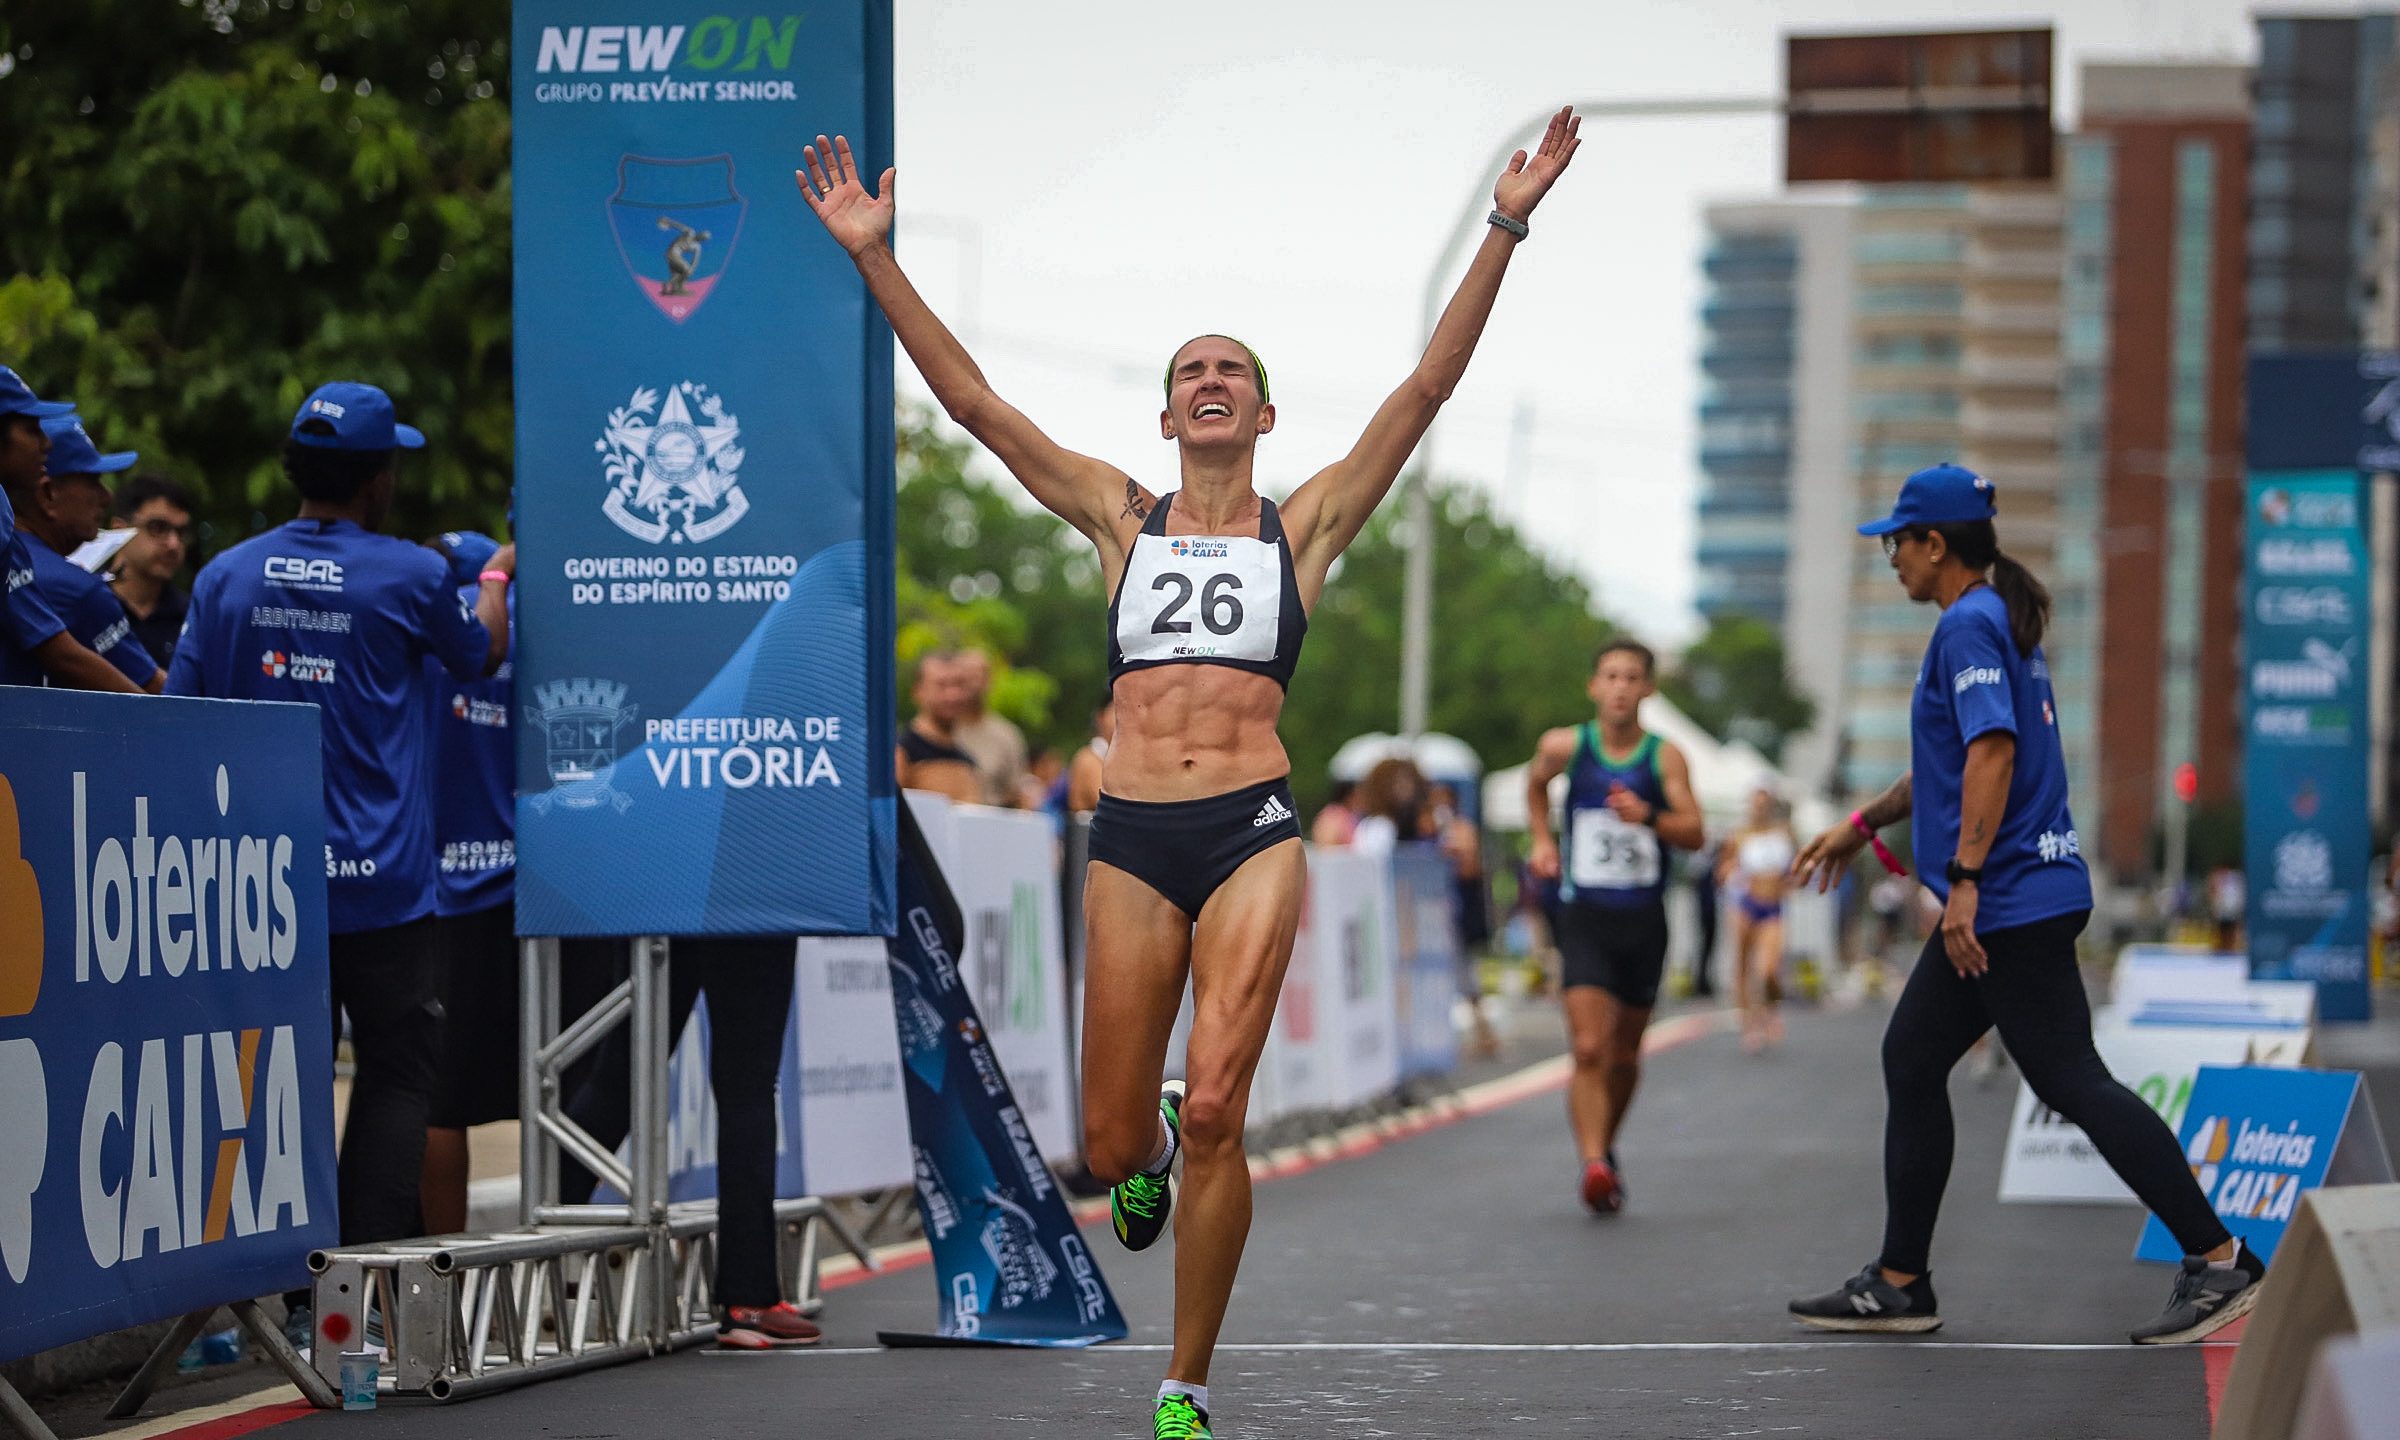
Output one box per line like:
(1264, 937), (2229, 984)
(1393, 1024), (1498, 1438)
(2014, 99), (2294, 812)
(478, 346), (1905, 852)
(1328, 732), (1484, 785)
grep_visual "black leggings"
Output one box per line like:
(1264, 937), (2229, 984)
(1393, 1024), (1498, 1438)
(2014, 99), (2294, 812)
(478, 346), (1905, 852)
(1878, 909), (2231, 1275)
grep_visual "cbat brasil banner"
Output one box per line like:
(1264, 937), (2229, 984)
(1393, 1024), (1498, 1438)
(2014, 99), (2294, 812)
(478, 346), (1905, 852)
(880, 801), (1125, 1348)
(512, 1), (896, 936)
(2241, 470), (2372, 1021)
(0, 691), (337, 1363)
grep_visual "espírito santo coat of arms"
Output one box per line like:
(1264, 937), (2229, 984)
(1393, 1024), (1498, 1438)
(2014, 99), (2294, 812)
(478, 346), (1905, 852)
(598, 380), (748, 544)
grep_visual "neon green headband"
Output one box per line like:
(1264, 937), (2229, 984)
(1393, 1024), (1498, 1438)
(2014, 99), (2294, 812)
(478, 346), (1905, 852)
(1164, 336), (1270, 405)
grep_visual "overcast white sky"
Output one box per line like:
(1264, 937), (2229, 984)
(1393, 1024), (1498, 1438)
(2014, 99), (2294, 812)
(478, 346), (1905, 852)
(881, 2), (2348, 649)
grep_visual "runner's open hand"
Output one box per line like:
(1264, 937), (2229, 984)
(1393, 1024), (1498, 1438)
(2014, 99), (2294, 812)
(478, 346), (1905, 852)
(1492, 106), (1582, 222)
(1940, 884), (1988, 977)
(797, 134), (893, 257)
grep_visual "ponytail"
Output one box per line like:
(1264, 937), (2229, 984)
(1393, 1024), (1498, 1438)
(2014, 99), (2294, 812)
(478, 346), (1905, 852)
(1927, 519), (2050, 656)
(1988, 551), (2051, 657)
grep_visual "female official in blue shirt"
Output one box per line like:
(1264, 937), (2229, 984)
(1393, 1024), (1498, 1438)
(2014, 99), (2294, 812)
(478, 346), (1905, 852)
(1786, 464), (2264, 1345)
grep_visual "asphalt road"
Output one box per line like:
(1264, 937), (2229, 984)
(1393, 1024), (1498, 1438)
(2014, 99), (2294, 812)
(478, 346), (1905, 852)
(283, 997), (2228, 1439)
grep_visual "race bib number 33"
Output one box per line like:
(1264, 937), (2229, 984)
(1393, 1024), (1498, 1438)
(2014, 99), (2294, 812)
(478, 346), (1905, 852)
(1569, 809), (1661, 891)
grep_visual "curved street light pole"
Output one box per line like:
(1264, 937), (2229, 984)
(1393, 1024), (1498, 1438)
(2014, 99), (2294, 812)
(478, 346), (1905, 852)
(1396, 96), (1780, 740)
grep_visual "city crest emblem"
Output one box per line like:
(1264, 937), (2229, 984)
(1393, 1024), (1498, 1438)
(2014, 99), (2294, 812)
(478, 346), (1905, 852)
(599, 381), (748, 544)
(608, 154), (747, 323)
(526, 678), (639, 814)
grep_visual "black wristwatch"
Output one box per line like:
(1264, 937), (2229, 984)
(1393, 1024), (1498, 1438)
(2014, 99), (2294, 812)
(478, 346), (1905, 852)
(1945, 858), (1984, 886)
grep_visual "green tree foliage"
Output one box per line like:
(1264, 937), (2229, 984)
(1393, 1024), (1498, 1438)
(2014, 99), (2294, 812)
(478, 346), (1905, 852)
(1281, 486), (1618, 814)
(0, 1), (511, 546)
(1657, 612), (1816, 761)
(895, 409), (1099, 750)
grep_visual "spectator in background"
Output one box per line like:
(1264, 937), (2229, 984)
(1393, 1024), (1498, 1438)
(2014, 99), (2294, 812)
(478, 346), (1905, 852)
(1685, 838), (1721, 999)
(1065, 697), (1114, 815)
(105, 474), (196, 668)
(2207, 865), (2245, 953)
(3, 413), (162, 691)
(1351, 756), (1432, 858)
(417, 530), (524, 1236)
(1430, 781), (1500, 1059)
(950, 646), (1031, 807)
(166, 382), (509, 1351)
(1311, 778), (1361, 847)
(1, 370), (143, 693)
(897, 648), (982, 802)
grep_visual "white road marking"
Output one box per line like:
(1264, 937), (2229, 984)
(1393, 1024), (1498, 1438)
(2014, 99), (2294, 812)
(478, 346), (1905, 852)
(703, 1338), (2231, 1357)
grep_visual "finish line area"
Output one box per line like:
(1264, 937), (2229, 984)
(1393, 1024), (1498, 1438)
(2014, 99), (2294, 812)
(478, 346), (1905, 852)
(209, 1003), (2237, 1440)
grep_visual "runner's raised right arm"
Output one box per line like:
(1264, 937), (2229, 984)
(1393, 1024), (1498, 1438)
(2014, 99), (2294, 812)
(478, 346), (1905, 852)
(796, 135), (1135, 547)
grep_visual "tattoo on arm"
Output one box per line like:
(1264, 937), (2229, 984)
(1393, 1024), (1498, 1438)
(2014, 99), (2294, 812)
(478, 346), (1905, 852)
(1860, 772), (1913, 830)
(1120, 480), (1148, 521)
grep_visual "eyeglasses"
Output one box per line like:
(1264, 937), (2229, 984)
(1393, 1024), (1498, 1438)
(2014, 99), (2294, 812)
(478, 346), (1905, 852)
(135, 518), (191, 542)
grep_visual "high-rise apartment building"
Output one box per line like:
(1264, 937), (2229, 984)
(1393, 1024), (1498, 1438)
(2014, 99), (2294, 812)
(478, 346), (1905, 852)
(2250, 13), (2399, 350)
(2070, 64), (2251, 883)
(1692, 199), (1856, 789)
(1839, 185), (2068, 808)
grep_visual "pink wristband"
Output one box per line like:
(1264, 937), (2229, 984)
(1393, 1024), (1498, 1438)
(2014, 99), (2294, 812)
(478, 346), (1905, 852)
(1850, 811), (1906, 876)
(478, 569), (512, 585)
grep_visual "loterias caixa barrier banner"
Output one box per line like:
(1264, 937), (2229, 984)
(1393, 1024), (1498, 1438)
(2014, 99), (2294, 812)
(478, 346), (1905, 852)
(2241, 353), (2380, 1022)
(511, 0), (896, 937)
(0, 690), (337, 1363)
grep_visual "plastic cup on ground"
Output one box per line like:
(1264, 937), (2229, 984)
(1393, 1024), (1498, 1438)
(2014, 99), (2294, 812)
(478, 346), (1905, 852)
(338, 1351), (378, 1411)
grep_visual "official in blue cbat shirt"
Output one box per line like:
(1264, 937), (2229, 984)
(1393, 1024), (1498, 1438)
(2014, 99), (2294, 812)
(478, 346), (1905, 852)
(1785, 463), (2263, 1346)
(167, 383), (512, 1302)
(6, 414), (162, 692)
(0, 370), (147, 693)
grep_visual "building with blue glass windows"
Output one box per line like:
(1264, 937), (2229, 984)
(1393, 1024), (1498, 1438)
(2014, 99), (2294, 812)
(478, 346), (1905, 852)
(1693, 198), (1855, 789)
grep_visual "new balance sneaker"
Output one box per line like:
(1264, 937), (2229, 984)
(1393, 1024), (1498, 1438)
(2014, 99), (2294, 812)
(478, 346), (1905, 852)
(2130, 1242), (2266, 1344)
(717, 1302), (822, 1349)
(1579, 1154), (1623, 1214)
(1788, 1262), (1942, 1333)
(1152, 1393), (1212, 1439)
(1112, 1081), (1184, 1252)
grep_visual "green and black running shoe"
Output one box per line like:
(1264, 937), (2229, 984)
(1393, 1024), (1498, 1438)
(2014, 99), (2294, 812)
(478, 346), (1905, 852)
(1111, 1081), (1185, 1252)
(1152, 1393), (1211, 1439)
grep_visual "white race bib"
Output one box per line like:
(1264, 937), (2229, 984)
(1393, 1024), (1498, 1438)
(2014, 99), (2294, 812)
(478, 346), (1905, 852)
(1569, 808), (1661, 891)
(1114, 531), (1284, 667)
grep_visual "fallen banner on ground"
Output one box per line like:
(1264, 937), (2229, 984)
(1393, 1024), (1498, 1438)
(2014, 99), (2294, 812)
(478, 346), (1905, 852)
(0, 690), (336, 1363)
(881, 799), (1125, 1347)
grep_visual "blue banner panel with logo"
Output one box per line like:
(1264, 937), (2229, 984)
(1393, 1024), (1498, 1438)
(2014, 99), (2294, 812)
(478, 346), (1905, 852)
(2136, 1065), (2387, 1264)
(878, 803), (1125, 1348)
(1390, 847), (1462, 1081)
(2241, 471), (2373, 1021)
(0, 690), (336, 1364)
(511, 1), (896, 937)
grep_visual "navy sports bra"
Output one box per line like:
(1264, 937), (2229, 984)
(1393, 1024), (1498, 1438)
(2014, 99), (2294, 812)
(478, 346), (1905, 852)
(1106, 492), (1308, 689)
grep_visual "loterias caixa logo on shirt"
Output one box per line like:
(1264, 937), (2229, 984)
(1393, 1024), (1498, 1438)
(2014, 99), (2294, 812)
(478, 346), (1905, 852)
(0, 692), (336, 1364)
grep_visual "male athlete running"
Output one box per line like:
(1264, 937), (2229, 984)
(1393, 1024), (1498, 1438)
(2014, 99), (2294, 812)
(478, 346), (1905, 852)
(1523, 640), (1702, 1212)
(799, 109), (1580, 1439)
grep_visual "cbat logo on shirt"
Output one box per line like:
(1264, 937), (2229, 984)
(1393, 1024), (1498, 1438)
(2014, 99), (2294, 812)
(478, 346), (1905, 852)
(262, 556), (344, 591)
(1953, 665), (2003, 694)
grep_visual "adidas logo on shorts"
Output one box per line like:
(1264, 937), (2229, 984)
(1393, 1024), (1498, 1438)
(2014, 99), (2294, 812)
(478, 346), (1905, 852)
(1252, 794), (1295, 828)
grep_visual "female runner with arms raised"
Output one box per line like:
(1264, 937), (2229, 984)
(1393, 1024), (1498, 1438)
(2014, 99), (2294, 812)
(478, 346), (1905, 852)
(798, 111), (1579, 1439)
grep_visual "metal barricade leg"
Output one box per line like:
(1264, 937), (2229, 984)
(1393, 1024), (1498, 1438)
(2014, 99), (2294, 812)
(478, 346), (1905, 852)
(226, 1299), (339, 1409)
(0, 1378), (59, 1440)
(101, 1310), (211, 1419)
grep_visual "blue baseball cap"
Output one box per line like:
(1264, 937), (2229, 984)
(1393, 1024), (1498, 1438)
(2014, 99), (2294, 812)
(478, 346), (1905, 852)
(0, 368), (75, 422)
(290, 382), (425, 451)
(1857, 462), (1997, 536)
(432, 530), (501, 587)
(40, 415), (137, 478)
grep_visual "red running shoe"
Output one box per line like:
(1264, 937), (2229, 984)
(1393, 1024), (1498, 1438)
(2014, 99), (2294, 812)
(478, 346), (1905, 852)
(1580, 1157), (1623, 1214)
(718, 1303), (822, 1348)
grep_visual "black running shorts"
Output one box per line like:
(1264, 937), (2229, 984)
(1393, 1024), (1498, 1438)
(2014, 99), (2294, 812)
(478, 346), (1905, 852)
(1086, 776), (1303, 919)
(1555, 900), (1671, 1009)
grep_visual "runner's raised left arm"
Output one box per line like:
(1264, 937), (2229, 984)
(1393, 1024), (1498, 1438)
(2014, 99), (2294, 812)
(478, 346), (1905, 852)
(1286, 106), (1581, 576)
